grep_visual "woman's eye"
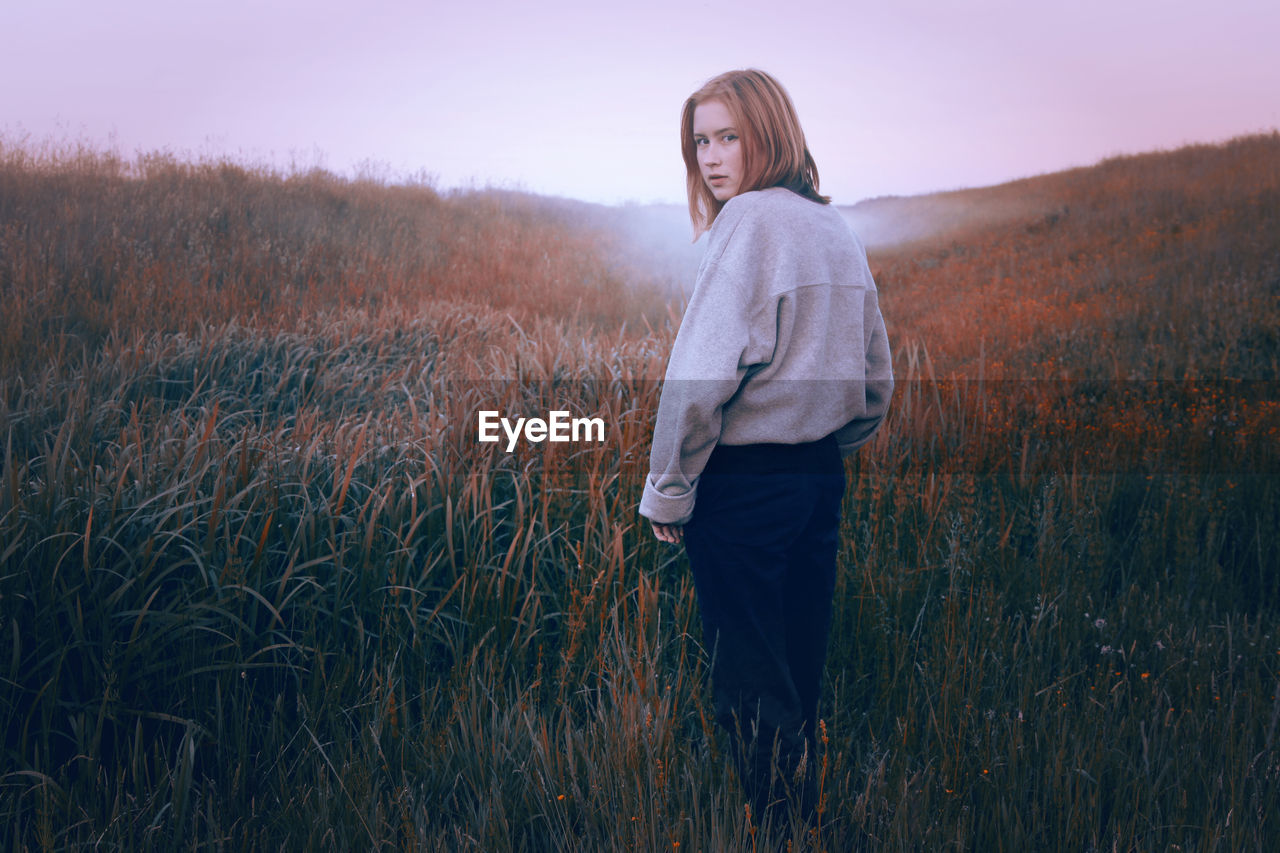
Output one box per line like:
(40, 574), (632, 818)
(723, 134), (737, 143)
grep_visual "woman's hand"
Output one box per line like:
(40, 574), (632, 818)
(651, 522), (684, 544)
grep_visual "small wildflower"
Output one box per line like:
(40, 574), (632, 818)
(1094, 618), (1107, 629)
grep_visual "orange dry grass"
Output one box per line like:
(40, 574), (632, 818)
(0, 141), (666, 374)
(867, 132), (1280, 381)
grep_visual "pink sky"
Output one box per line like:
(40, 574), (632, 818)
(4, 0), (1277, 205)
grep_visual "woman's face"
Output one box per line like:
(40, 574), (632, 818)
(692, 99), (744, 201)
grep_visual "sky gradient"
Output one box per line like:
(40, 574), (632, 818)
(4, 0), (1278, 205)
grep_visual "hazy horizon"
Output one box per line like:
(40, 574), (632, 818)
(5, 0), (1278, 206)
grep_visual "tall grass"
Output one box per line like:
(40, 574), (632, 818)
(1, 133), (1278, 850)
(0, 139), (667, 375)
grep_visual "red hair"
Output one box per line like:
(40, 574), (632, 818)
(681, 69), (829, 238)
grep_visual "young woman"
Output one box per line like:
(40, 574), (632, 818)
(639, 69), (894, 824)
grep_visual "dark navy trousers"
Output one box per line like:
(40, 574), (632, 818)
(682, 434), (845, 822)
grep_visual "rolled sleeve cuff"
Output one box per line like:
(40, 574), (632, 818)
(836, 419), (881, 456)
(639, 475), (697, 526)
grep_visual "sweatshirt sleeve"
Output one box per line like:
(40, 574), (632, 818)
(639, 203), (774, 525)
(835, 288), (894, 455)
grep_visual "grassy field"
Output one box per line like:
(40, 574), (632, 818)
(1, 133), (1278, 850)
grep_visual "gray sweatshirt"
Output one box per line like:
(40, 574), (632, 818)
(639, 186), (893, 525)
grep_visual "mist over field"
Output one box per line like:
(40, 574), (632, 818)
(1, 132), (1278, 850)
(554, 179), (1101, 299)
